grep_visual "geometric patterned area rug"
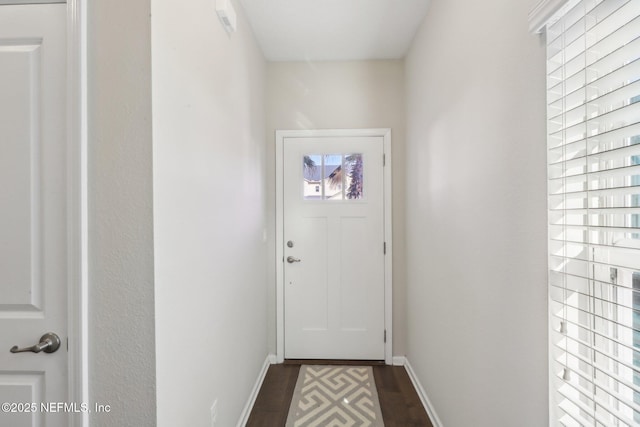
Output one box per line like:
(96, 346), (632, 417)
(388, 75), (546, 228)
(285, 365), (385, 427)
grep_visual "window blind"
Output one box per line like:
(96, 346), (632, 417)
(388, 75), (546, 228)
(547, 0), (640, 426)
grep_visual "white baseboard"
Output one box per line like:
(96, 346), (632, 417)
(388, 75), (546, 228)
(404, 358), (444, 427)
(237, 354), (275, 427)
(392, 356), (406, 366)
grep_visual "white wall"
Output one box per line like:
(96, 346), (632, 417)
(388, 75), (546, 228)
(152, 1), (268, 426)
(88, 1), (157, 425)
(266, 60), (407, 356)
(404, 1), (548, 426)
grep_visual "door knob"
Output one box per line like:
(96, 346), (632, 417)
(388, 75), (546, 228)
(287, 256), (301, 263)
(10, 333), (61, 354)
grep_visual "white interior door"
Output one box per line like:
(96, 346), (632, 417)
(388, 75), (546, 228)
(283, 136), (385, 360)
(0, 4), (69, 426)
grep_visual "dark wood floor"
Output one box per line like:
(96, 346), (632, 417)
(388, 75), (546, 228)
(246, 362), (434, 427)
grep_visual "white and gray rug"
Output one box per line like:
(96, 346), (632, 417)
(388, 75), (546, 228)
(285, 365), (385, 427)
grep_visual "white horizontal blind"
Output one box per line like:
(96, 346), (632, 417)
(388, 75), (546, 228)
(547, 0), (640, 426)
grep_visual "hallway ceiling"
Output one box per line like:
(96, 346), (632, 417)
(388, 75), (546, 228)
(238, 0), (431, 61)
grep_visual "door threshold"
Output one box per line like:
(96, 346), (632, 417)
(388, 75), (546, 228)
(284, 359), (385, 366)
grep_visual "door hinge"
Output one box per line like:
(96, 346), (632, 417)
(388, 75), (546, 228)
(383, 242), (386, 254)
(383, 153), (386, 167)
(384, 330), (387, 343)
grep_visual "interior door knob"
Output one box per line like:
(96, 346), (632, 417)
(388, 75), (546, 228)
(10, 333), (61, 354)
(287, 256), (301, 263)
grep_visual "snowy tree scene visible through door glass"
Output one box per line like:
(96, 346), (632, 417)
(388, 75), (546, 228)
(302, 153), (363, 201)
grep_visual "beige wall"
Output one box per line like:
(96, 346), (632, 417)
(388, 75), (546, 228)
(404, 0), (548, 425)
(88, 0), (156, 425)
(152, 0), (268, 426)
(266, 60), (407, 356)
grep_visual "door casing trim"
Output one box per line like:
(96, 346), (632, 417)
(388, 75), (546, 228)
(275, 128), (393, 364)
(66, 1), (88, 426)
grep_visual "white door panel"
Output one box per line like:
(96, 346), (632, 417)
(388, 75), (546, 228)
(0, 4), (68, 426)
(284, 136), (385, 360)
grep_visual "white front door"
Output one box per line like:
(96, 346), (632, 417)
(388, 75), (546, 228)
(0, 4), (69, 426)
(283, 135), (385, 360)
